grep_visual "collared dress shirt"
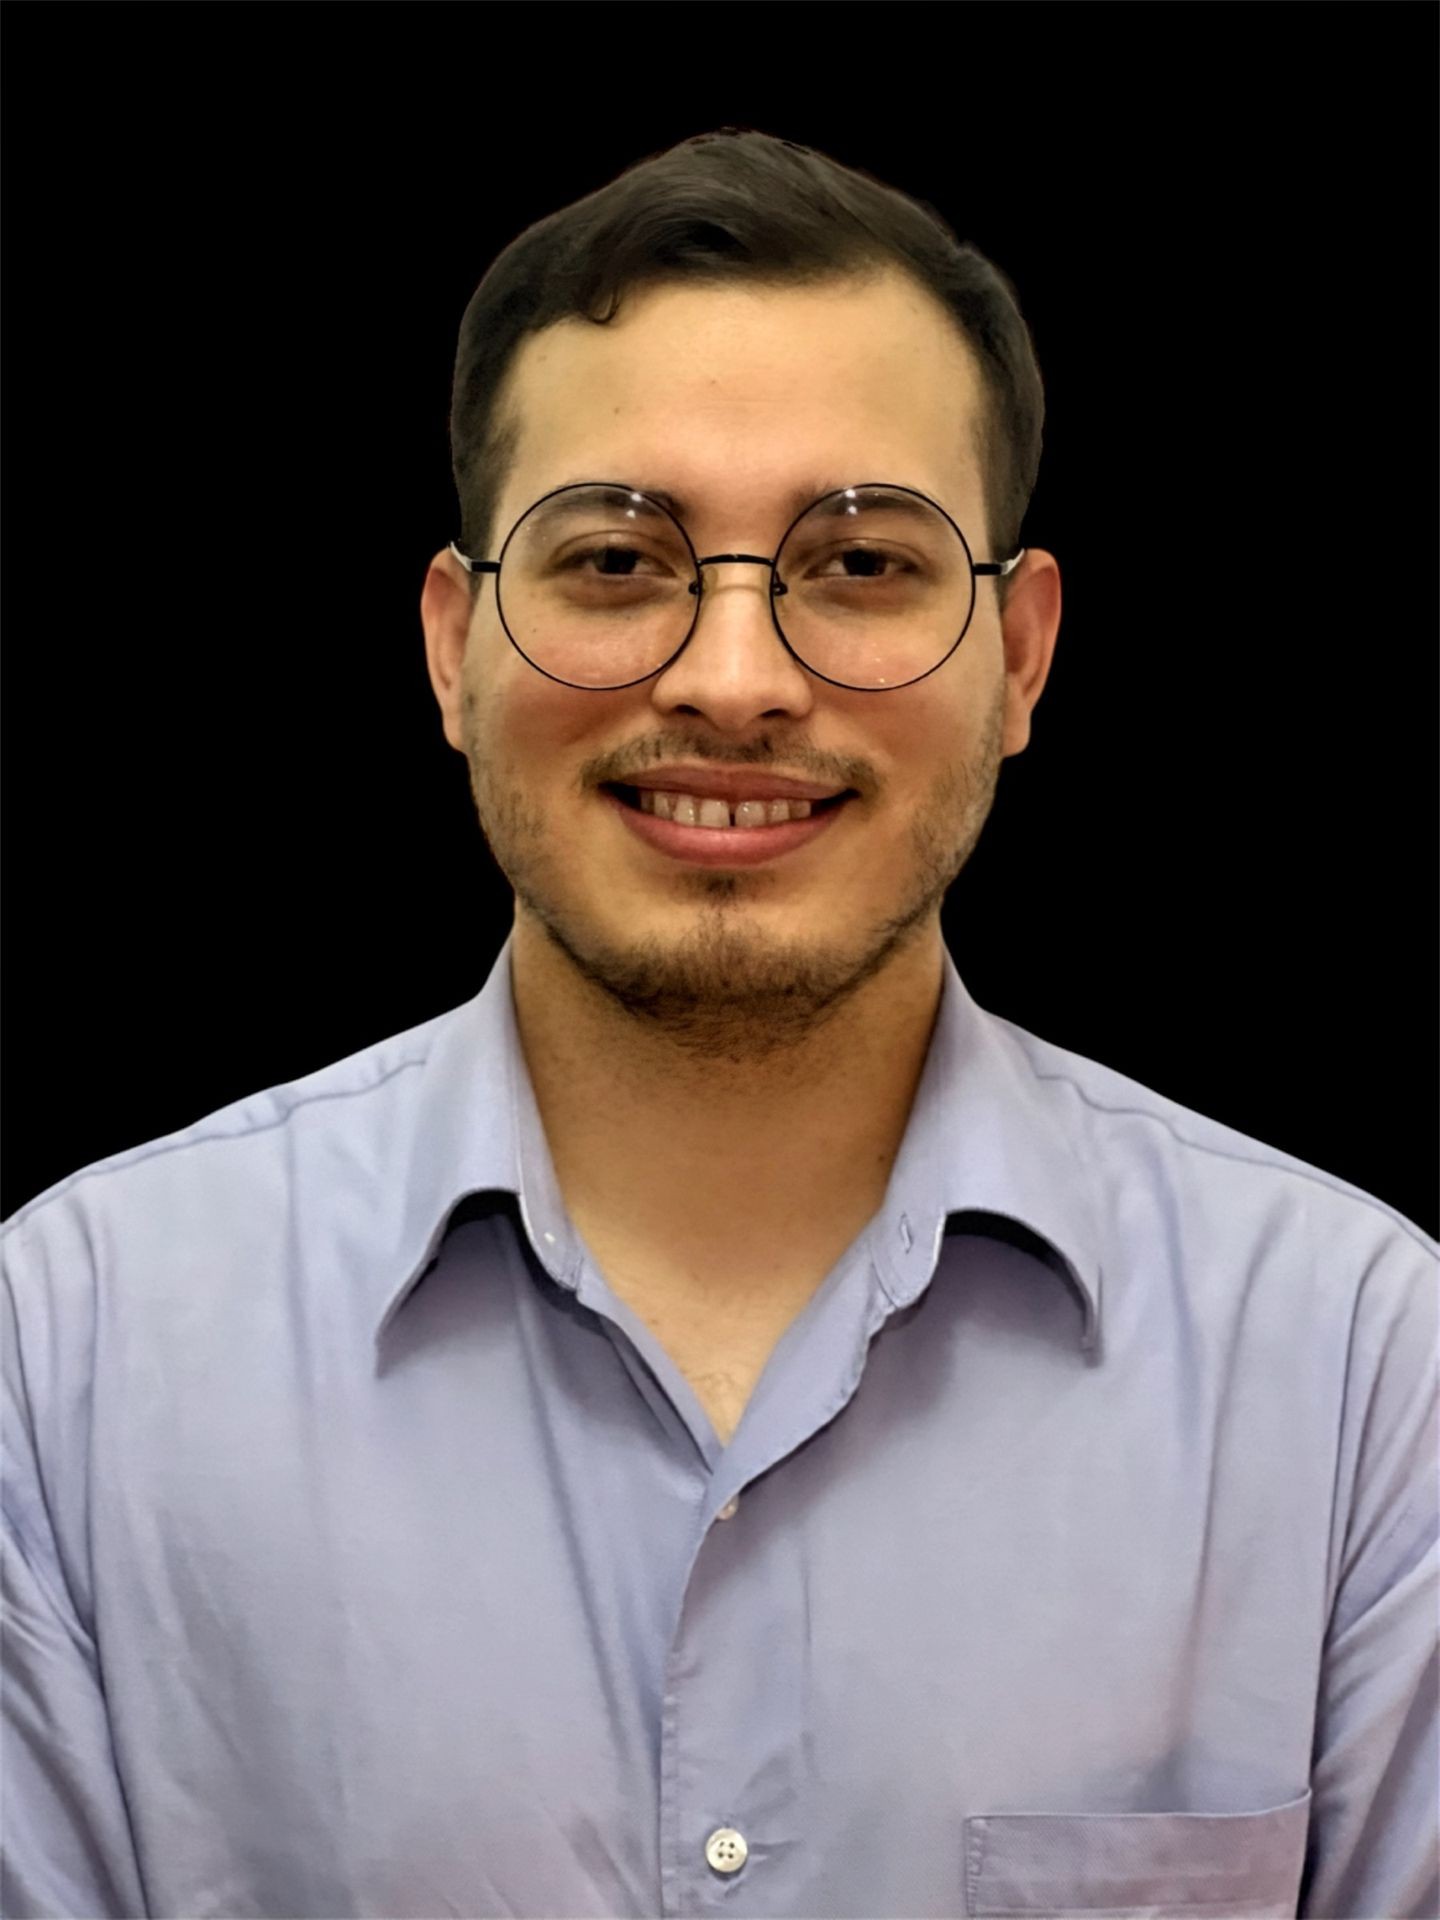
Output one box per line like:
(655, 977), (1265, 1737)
(3, 931), (1436, 1920)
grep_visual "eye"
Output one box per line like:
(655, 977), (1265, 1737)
(809, 545), (916, 581)
(555, 543), (678, 581)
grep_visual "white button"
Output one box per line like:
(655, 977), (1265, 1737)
(717, 1495), (740, 1520)
(705, 1827), (748, 1874)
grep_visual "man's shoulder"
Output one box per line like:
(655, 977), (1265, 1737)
(1, 997), (469, 1268)
(984, 1003), (1438, 1272)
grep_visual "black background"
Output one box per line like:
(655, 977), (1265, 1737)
(3, 1), (1436, 1237)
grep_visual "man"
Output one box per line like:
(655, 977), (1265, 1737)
(4, 131), (1436, 1919)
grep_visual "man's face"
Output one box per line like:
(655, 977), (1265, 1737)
(423, 270), (1055, 1059)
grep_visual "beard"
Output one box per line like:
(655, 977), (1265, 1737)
(457, 676), (1005, 1070)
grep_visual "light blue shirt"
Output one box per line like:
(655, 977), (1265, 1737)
(3, 931), (1436, 1919)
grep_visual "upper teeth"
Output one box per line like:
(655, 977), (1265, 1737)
(638, 790), (817, 829)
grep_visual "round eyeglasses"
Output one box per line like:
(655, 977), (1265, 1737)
(448, 481), (1026, 693)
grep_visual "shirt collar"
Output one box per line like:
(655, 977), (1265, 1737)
(373, 931), (1103, 1353)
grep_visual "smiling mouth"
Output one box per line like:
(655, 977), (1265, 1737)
(605, 784), (854, 820)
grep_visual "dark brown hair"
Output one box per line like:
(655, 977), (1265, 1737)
(449, 127), (1045, 615)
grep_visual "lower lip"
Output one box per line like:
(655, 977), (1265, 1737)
(602, 788), (851, 867)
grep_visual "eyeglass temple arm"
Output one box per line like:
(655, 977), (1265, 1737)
(447, 541), (1027, 577)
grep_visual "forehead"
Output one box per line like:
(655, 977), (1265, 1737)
(497, 271), (986, 531)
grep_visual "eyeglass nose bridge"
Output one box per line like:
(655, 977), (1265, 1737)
(687, 552), (789, 599)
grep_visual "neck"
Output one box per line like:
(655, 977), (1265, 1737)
(509, 910), (945, 1290)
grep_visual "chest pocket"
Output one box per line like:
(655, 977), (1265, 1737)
(964, 1786), (1311, 1918)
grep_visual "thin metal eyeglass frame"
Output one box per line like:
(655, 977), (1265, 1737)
(447, 480), (1027, 693)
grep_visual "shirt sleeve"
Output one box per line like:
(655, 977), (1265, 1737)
(1298, 1227), (1440, 1918)
(2, 1230), (148, 1919)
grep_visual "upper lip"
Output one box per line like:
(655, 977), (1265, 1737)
(608, 766), (851, 803)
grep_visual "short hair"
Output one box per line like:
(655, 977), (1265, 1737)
(449, 127), (1046, 617)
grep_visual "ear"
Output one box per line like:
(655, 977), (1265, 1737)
(420, 548), (476, 755)
(997, 549), (1062, 757)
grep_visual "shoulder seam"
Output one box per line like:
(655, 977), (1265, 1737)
(2, 1054), (429, 1239)
(1024, 1064), (1438, 1258)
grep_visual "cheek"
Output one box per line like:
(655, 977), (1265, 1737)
(471, 636), (567, 749)
(485, 660), (631, 797)
(884, 708), (965, 792)
(883, 715), (985, 831)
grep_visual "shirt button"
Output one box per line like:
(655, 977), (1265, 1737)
(705, 1827), (748, 1874)
(717, 1495), (740, 1520)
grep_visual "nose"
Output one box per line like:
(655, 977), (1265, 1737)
(647, 558), (815, 725)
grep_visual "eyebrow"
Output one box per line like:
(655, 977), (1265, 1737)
(541, 478), (941, 524)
